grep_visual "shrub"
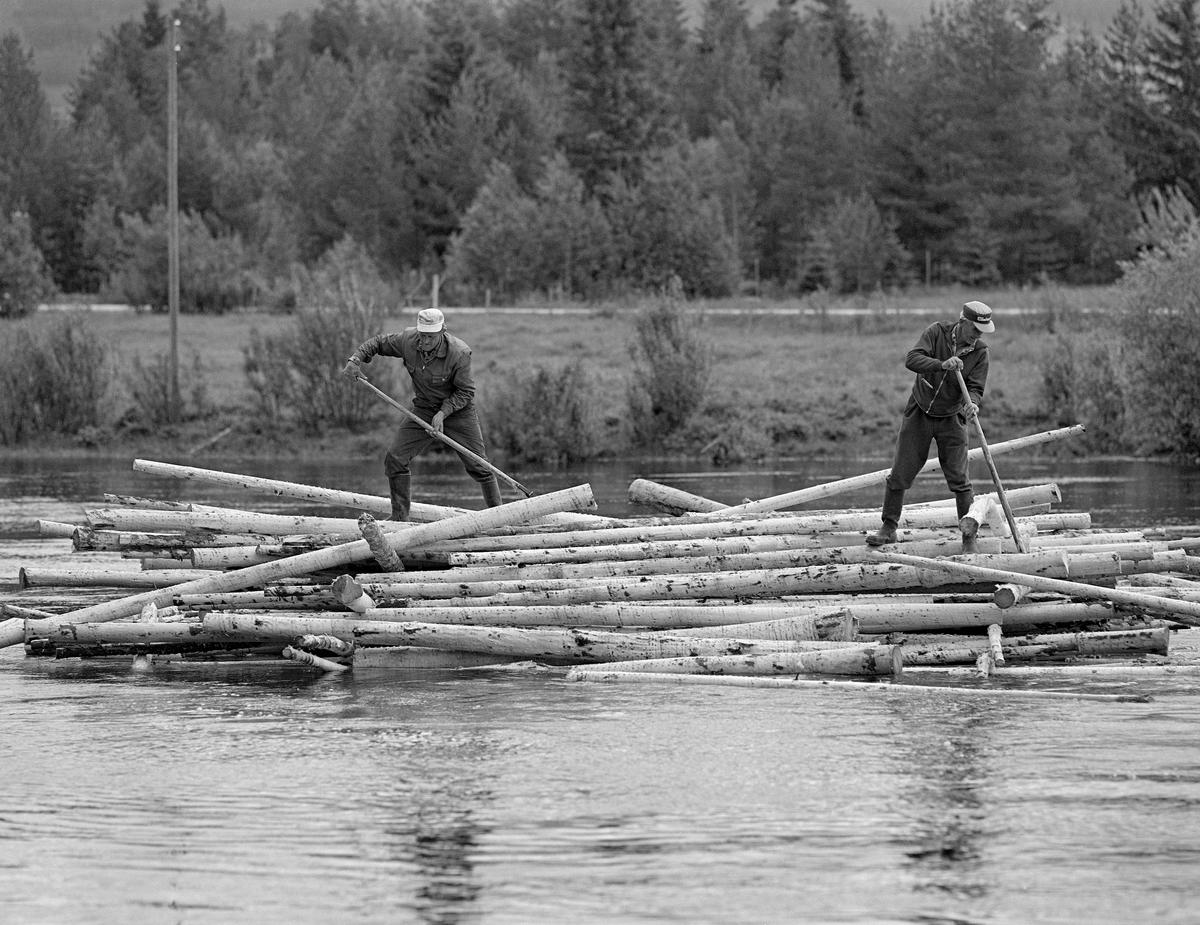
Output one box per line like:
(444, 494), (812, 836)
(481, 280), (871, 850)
(626, 298), (713, 445)
(103, 206), (263, 313)
(1111, 229), (1200, 456)
(485, 361), (606, 465)
(0, 313), (113, 444)
(0, 211), (57, 318)
(801, 193), (912, 294)
(123, 350), (212, 428)
(242, 238), (402, 433)
(1038, 331), (1128, 446)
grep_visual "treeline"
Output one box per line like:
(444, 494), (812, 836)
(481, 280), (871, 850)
(2, 0), (1200, 314)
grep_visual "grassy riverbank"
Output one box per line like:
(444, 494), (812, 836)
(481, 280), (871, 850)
(14, 284), (1113, 464)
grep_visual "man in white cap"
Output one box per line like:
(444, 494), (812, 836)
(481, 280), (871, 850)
(866, 300), (995, 553)
(342, 307), (502, 519)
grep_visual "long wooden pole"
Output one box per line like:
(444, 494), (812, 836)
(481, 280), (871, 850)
(953, 369), (1027, 552)
(355, 376), (533, 497)
(167, 17), (181, 423)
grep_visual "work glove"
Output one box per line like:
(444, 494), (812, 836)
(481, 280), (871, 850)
(341, 357), (365, 380)
(940, 356), (964, 371)
(431, 410), (445, 433)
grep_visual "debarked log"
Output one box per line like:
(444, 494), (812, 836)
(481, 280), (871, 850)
(630, 426), (1084, 516)
(897, 627), (1170, 665)
(567, 644), (903, 677)
(0, 485), (598, 649)
(565, 669), (1151, 702)
(200, 612), (853, 663)
(19, 566), (222, 588)
(358, 551), (1136, 608)
(874, 551), (1200, 626)
(848, 600), (1114, 633)
(283, 602), (856, 633)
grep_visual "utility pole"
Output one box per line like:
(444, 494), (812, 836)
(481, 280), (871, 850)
(167, 16), (181, 423)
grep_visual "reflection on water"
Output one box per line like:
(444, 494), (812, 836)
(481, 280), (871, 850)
(2, 454), (1200, 923)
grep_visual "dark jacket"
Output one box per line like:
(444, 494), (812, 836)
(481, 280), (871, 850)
(352, 329), (476, 415)
(904, 320), (988, 418)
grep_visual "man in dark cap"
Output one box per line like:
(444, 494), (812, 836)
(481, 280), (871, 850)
(342, 307), (502, 520)
(866, 300), (995, 553)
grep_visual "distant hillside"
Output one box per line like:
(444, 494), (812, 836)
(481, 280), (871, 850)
(2, 0), (1124, 114)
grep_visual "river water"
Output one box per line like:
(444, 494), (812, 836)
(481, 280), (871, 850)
(2, 453), (1199, 924)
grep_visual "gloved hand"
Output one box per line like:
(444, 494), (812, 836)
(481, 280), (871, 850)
(341, 357), (365, 380)
(431, 411), (445, 433)
(940, 356), (964, 371)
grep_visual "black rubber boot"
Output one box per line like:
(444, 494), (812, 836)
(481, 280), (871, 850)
(866, 485), (905, 546)
(480, 475), (503, 508)
(956, 490), (978, 554)
(387, 473), (411, 521)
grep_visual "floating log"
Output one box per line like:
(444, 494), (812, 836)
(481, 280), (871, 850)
(295, 634), (356, 657)
(356, 536), (1003, 585)
(200, 612), (851, 662)
(922, 663), (1200, 679)
(132, 458), (618, 530)
(442, 529), (993, 567)
(875, 551), (1200, 626)
(354, 551), (1135, 608)
(132, 458), (455, 522)
(572, 644), (903, 677)
(19, 566), (221, 588)
(35, 620), (266, 648)
(628, 426), (1085, 515)
(1030, 531), (1146, 548)
(282, 645), (349, 672)
(898, 627), (1169, 664)
(86, 506), (386, 537)
(1122, 574), (1200, 589)
(643, 611), (856, 641)
(353, 647), (522, 669)
(0, 484), (598, 648)
(994, 583), (1031, 608)
(566, 669), (1150, 702)
(359, 513), (403, 571)
(38, 520), (78, 538)
(627, 479), (729, 515)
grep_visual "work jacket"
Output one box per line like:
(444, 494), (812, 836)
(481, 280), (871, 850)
(353, 329), (476, 416)
(903, 320), (989, 418)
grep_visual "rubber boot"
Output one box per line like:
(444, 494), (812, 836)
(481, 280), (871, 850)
(956, 490), (978, 554)
(480, 475), (503, 508)
(866, 486), (905, 546)
(387, 473), (411, 521)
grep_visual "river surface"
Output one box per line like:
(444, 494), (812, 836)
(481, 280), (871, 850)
(1, 452), (1199, 924)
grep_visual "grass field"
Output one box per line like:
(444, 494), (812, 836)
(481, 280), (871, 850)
(25, 284), (1111, 461)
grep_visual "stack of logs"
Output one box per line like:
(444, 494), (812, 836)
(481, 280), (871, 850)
(3, 431), (1200, 703)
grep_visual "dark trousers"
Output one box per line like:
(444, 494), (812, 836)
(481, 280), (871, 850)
(882, 406), (972, 527)
(384, 405), (495, 484)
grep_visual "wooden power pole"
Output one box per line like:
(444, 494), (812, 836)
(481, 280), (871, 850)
(167, 17), (181, 423)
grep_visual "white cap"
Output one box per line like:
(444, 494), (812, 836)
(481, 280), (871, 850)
(417, 308), (444, 333)
(961, 301), (995, 333)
